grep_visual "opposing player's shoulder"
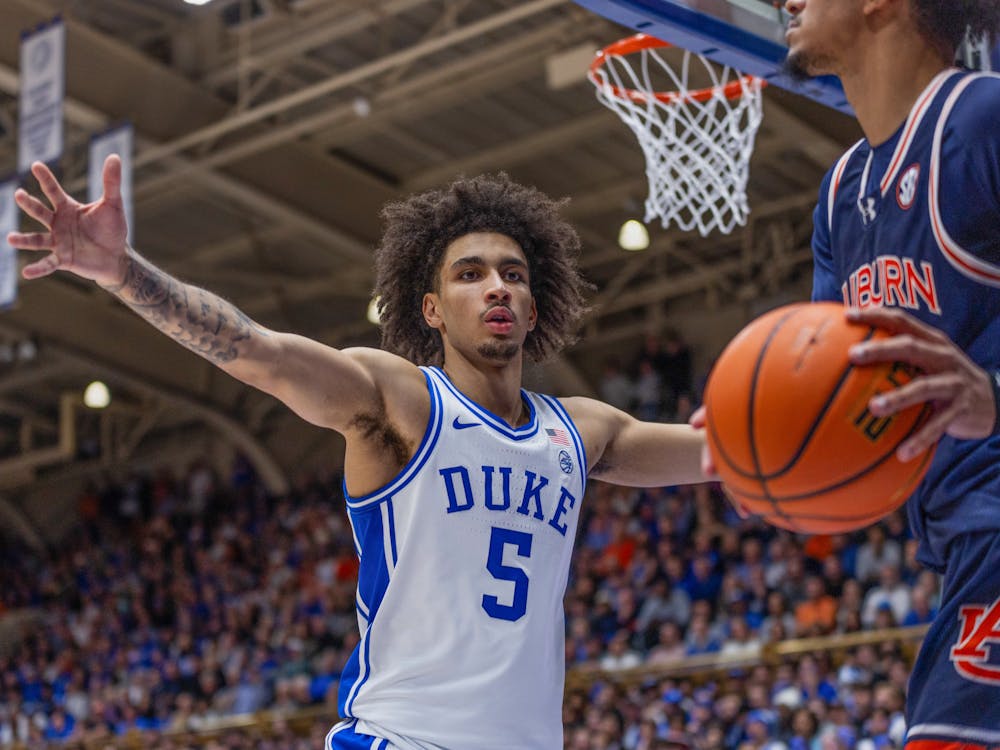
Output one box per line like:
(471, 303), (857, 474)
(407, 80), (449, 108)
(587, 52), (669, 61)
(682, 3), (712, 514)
(946, 73), (1000, 136)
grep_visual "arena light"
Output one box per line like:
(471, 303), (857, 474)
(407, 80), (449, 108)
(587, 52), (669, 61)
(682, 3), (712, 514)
(618, 219), (649, 251)
(183, 0), (214, 5)
(83, 381), (111, 409)
(367, 297), (382, 325)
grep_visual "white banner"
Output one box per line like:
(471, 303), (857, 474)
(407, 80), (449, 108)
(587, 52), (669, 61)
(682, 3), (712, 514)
(89, 124), (134, 244)
(18, 18), (65, 173)
(0, 179), (18, 309)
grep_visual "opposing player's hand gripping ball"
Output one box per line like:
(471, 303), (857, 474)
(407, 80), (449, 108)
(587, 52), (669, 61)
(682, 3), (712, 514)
(704, 302), (937, 533)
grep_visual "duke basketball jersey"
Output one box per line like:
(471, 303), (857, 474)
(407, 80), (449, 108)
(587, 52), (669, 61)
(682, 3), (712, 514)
(812, 69), (1000, 741)
(328, 366), (586, 750)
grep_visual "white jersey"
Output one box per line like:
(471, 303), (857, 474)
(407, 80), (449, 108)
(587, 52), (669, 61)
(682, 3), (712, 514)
(335, 366), (587, 750)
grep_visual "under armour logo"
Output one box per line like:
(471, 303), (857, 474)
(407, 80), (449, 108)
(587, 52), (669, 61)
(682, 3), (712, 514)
(950, 596), (1000, 683)
(857, 196), (878, 225)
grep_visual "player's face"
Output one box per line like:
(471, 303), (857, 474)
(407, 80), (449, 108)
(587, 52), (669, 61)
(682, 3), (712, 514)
(783, 0), (864, 79)
(423, 232), (537, 364)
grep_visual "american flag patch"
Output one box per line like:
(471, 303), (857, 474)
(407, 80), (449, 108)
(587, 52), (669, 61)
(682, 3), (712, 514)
(545, 427), (570, 446)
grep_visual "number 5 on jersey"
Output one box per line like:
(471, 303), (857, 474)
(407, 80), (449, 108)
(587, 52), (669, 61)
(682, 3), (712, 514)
(483, 527), (532, 621)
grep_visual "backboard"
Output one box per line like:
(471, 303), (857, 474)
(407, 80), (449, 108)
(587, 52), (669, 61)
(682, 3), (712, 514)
(574, 0), (999, 114)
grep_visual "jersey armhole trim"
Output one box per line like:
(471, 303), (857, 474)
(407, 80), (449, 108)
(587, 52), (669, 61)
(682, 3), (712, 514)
(537, 393), (588, 498)
(928, 72), (1000, 288)
(828, 139), (865, 239)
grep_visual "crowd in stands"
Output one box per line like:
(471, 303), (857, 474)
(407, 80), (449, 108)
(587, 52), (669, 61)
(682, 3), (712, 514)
(0, 330), (938, 749)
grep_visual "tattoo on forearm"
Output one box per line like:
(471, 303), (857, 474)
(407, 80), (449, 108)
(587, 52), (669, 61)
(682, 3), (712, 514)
(111, 254), (267, 365)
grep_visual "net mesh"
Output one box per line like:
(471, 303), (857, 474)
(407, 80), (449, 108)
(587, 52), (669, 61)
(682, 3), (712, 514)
(590, 41), (764, 237)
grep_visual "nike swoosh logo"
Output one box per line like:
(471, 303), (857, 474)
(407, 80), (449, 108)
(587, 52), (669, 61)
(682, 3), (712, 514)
(452, 416), (481, 430)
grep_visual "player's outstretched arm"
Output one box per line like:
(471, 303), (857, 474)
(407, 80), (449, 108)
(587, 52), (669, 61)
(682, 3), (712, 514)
(564, 397), (707, 487)
(7, 156), (403, 433)
(846, 306), (999, 459)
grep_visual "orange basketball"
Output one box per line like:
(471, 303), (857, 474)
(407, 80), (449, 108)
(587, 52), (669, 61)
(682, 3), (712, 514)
(703, 302), (937, 534)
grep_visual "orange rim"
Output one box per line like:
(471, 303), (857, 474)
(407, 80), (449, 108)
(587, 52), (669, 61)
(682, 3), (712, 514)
(588, 33), (765, 105)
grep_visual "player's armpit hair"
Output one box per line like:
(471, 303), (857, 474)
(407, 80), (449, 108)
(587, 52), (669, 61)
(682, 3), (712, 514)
(347, 393), (410, 468)
(372, 173), (593, 366)
(588, 456), (614, 478)
(910, 0), (1000, 60)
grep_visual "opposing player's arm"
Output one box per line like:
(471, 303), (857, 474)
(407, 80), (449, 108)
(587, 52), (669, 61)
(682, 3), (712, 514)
(563, 397), (706, 487)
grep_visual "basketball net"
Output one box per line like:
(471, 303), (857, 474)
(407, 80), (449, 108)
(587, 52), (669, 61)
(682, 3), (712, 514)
(589, 35), (765, 237)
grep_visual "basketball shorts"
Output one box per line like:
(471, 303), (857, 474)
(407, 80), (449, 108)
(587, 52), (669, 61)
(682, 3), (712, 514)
(905, 530), (1000, 745)
(326, 719), (396, 750)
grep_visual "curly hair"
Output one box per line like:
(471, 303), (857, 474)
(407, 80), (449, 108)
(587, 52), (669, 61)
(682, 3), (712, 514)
(911, 0), (1000, 60)
(372, 174), (591, 366)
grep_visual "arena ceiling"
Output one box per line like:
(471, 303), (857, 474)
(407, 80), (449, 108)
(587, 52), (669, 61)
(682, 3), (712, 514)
(0, 0), (861, 536)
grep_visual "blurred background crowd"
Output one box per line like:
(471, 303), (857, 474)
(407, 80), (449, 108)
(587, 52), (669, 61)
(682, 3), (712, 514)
(0, 330), (934, 749)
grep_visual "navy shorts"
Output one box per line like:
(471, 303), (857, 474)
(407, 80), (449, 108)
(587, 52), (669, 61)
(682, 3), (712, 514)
(905, 531), (1000, 745)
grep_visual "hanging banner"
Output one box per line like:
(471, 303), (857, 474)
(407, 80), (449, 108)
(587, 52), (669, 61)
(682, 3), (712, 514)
(18, 18), (65, 173)
(89, 124), (134, 244)
(0, 178), (18, 309)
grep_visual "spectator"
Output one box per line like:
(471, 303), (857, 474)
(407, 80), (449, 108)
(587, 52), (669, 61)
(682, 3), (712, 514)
(901, 586), (937, 626)
(646, 622), (687, 665)
(861, 565), (911, 628)
(854, 526), (901, 586)
(684, 614), (722, 656)
(660, 329), (693, 416)
(600, 357), (635, 413)
(601, 631), (643, 671)
(794, 576), (838, 636)
(719, 616), (762, 659)
(634, 359), (664, 421)
(681, 555), (722, 603)
(634, 578), (691, 635)
(820, 555), (848, 599)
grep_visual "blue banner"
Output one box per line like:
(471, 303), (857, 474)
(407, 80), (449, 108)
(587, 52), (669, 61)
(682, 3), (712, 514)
(18, 18), (65, 173)
(0, 178), (18, 309)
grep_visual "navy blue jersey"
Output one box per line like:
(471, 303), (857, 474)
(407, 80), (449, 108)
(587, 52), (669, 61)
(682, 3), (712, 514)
(812, 69), (1000, 742)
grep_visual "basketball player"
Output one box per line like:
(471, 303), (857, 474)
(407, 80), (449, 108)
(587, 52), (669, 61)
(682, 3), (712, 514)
(8, 164), (706, 749)
(785, 0), (1000, 744)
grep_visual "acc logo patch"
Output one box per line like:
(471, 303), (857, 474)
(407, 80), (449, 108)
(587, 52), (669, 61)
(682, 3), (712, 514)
(896, 163), (920, 210)
(558, 450), (573, 475)
(950, 596), (1000, 683)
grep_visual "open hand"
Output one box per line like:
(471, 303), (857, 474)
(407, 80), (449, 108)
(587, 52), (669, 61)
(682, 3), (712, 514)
(7, 155), (129, 288)
(846, 306), (996, 460)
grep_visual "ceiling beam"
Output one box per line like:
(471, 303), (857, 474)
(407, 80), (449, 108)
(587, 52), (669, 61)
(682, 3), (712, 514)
(310, 17), (587, 150)
(133, 0), (569, 171)
(202, 0), (439, 89)
(404, 110), (617, 191)
(137, 17), (586, 197)
(0, 62), (372, 263)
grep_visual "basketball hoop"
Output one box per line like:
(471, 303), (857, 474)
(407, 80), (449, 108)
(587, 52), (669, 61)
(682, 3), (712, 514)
(589, 34), (766, 237)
